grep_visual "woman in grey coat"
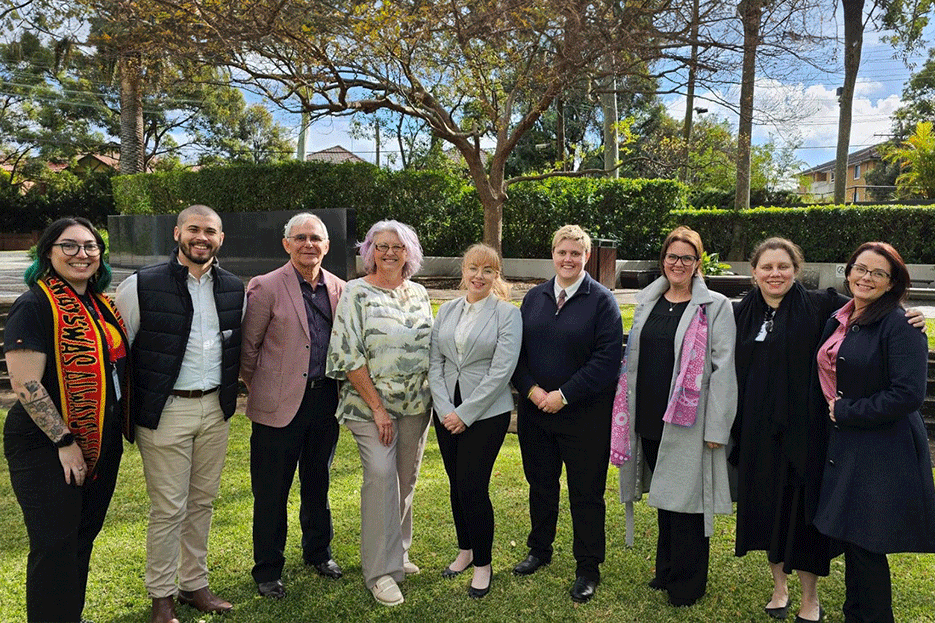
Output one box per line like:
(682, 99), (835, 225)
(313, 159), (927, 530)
(613, 226), (737, 607)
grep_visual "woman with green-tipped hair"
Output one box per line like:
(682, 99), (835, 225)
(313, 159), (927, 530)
(4, 217), (130, 622)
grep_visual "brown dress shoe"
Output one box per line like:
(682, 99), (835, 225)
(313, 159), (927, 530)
(177, 586), (233, 613)
(150, 597), (180, 623)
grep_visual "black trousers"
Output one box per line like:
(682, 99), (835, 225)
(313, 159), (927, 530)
(251, 380), (339, 584)
(843, 542), (893, 623)
(5, 417), (122, 623)
(517, 398), (612, 582)
(643, 437), (709, 605)
(433, 389), (510, 567)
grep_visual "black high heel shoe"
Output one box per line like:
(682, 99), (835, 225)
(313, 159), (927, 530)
(794, 605), (824, 623)
(468, 577), (491, 599)
(765, 599), (790, 620)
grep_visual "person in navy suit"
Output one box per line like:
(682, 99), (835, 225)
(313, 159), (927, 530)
(510, 225), (623, 603)
(429, 243), (522, 599)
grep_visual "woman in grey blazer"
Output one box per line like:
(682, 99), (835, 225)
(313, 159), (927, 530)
(429, 243), (522, 599)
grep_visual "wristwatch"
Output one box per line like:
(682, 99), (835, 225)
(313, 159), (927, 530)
(54, 433), (75, 448)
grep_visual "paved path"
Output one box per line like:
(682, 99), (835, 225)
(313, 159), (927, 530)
(0, 250), (642, 305)
(5, 250), (935, 314)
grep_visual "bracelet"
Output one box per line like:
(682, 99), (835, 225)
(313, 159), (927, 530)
(527, 386), (538, 400)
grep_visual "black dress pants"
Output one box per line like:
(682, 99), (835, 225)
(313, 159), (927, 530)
(843, 542), (893, 623)
(643, 436), (709, 605)
(251, 380), (339, 584)
(433, 383), (510, 567)
(5, 417), (123, 623)
(517, 397), (612, 582)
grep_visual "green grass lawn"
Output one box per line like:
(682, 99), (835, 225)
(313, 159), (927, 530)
(2, 411), (934, 622)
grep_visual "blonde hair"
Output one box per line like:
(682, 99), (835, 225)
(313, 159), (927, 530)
(551, 224), (592, 256)
(459, 243), (512, 301)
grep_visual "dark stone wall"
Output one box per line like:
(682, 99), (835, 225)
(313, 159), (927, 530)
(108, 209), (358, 281)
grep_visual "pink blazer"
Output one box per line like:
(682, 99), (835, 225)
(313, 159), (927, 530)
(240, 262), (345, 427)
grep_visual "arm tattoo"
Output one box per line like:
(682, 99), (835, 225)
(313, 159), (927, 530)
(18, 380), (68, 442)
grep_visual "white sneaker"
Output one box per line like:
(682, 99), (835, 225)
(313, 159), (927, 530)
(403, 561), (420, 575)
(370, 575), (404, 606)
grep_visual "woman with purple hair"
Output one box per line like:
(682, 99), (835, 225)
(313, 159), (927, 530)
(326, 220), (433, 607)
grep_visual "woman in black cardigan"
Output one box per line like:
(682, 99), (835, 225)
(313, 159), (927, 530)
(814, 242), (935, 623)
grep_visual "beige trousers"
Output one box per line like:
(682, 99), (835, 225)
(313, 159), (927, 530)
(345, 412), (430, 589)
(135, 393), (230, 598)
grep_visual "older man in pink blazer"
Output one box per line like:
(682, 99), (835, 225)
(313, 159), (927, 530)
(241, 213), (346, 599)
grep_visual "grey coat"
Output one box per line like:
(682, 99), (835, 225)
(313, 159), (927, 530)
(429, 295), (522, 427)
(617, 275), (737, 542)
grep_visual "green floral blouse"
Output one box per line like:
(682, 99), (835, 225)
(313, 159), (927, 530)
(326, 278), (433, 423)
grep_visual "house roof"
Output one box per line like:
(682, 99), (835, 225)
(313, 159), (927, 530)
(799, 143), (886, 175)
(306, 145), (366, 164)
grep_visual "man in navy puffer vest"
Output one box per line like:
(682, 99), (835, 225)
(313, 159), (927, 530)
(116, 205), (244, 623)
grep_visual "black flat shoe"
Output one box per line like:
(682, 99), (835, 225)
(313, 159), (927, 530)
(442, 565), (468, 579)
(794, 605), (824, 623)
(648, 577), (666, 591)
(765, 599), (790, 620)
(468, 578), (491, 599)
(569, 576), (598, 603)
(512, 554), (550, 576)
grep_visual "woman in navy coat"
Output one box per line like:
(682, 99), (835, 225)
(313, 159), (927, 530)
(814, 241), (935, 623)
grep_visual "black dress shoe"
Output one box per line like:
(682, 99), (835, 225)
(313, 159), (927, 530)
(794, 605), (824, 623)
(257, 579), (286, 599)
(512, 554), (550, 576)
(765, 599), (790, 620)
(648, 577), (666, 591)
(312, 559), (343, 579)
(570, 576), (598, 603)
(468, 577), (491, 599)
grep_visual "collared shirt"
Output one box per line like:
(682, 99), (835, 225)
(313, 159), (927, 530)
(454, 294), (490, 362)
(295, 266), (332, 379)
(817, 299), (855, 405)
(115, 269), (223, 391)
(554, 271), (586, 302)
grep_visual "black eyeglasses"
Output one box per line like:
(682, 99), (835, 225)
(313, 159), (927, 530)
(53, 242), (102, 256)
(664, 253), (698, 266)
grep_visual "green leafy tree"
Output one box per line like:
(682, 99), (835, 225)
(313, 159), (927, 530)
(883, 121), (935, 199)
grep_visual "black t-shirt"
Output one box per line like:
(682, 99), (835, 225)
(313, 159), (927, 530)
(3, 288), (126, 452)
(635, 297), (689, 441)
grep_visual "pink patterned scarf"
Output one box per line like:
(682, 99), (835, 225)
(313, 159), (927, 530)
(610, 304), (707, 466)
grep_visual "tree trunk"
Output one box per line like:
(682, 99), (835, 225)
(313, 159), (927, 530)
(835, 0), (865, 204)
(119, 51), (144, 175)
(556, 97), (566, 171)
(734, 0), (761, 214)
(602, 60), (618, 177)
(682, 0), (700, 183)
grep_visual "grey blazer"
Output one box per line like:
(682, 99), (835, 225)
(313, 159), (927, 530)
(429, 295), (522, 427)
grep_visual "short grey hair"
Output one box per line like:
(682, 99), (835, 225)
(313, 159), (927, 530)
(283, 212), (328, 239)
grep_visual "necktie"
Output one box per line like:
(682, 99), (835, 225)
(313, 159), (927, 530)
(556, 289), (567, 312)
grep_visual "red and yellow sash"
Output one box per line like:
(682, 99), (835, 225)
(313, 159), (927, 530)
(38, 276), (127, 476)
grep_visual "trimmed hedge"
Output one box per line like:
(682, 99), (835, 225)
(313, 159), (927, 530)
(672, 205), (935, 264)
(113, 162), (935, 263)
(113, 162), (685, 258)
(0, 172), (115, 232)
